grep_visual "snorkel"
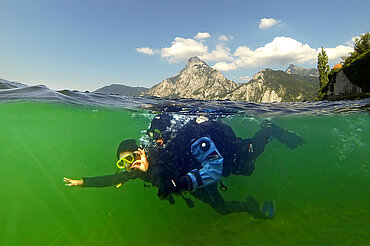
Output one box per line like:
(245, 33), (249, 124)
(147, 128), (165, 146)
(147, 114), (172, 146)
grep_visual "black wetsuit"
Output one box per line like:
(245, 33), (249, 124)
(163, 119), (273, 178)
(83, 118), (274, 217)
(160, 119), (273, 216)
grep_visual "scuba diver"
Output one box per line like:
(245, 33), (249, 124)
(64, 113), (304, 219)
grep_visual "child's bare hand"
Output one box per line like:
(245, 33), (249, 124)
(63, 177), (84, 187)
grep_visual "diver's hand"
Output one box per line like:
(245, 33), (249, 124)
(63, 177), (83, 187)
(130, 148), (149, 172)
(158, 176), (190, 198)
(158, 180), (177, 199)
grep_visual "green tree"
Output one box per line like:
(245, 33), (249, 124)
(317, 46), (330, 100)
(342, 32), (370, 65)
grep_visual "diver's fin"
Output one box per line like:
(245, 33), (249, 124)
(245, 196), (276, 219)
(271, 124), (305, 149)
(260, 200), (276, 219)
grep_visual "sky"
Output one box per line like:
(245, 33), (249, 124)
(0, 0), (369, 91)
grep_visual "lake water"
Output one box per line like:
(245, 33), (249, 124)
(0, 86), (369, 245)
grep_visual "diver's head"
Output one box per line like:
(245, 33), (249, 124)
(116, 139), (139, 170)
(147, 114), (172, 145)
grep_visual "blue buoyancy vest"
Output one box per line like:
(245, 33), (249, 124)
(185, 136), (223, 190)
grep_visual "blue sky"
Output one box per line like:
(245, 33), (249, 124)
(0, 0), (369, 91)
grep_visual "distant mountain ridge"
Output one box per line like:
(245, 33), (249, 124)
(225, 69), (318, 102)
(285, 64), (319, 77)
(146, 57), (319, 102)
(0, 78), (28, 89)
(94, 84), (148, 97)
(1, 59), (320, 102)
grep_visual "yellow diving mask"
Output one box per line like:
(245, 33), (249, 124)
(116, 153), (136, 170)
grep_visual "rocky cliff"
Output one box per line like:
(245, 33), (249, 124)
(146, 57), (319, 102)
(226, 69), (318, 102)
(224, 70), (283, 102)
(146, 57), (239, 100)
(285, 64), (319, 77)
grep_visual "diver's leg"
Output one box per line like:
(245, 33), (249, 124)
(249, 124), (274, 158)
(248, 122), (305, 160)
(234, 125), (273, 175)
(190, 183), (272, 218)
(269, 123), (305, 149)
(254, 121), (305, 150)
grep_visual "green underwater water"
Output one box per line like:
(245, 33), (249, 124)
(0, 102), (369, 245)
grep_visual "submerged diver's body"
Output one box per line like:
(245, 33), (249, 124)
(65, 114), (304, 219)
(145, 116), (294, 217)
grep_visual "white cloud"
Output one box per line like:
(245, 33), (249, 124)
(215, 37), (318, 71)
(160, 37), (208, 63)
(219, 35), (228, 42)
(194, 32), (211, 40)
(136, 47), (156, 55)
(324, 45), (353, 61)
(259, 18), (281, 30)
(136, 33), (354, 70)
(201, 44), (233, 62)
(219, 35), (234, 42)
(158, 35), (232, 63)
(213, 61), (238, 71)
(213, 37), (354, 71)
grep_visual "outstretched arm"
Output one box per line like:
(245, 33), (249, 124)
(64, 170), (136, 188)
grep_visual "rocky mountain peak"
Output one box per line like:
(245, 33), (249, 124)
(253, 70), (263, 80)
(253, 69), (270, 80)
(184, 56), (210, 71)
(286, 64), (295, 72)
(187, 56), (208, 65)
(146, 57), (239, 100)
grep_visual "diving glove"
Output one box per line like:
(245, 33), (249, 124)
(158, 176), (191, 198)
